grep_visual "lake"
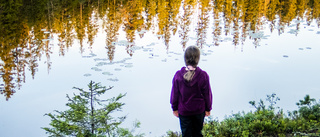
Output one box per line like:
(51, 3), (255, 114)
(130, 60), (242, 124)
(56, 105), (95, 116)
(1, 0), (320, 136)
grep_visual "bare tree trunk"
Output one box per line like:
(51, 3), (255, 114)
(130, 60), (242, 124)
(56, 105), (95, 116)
(90, 84), (94, 134)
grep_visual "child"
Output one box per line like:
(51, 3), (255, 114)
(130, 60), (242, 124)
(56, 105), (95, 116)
(170, 46), (213, 137)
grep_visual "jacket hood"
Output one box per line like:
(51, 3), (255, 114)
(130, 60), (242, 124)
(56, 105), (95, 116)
(180, 67), (202, 86)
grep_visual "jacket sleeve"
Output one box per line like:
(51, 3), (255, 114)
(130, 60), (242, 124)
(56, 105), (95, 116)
(170, 72), (179, 111)
(202, 72), (213, 111)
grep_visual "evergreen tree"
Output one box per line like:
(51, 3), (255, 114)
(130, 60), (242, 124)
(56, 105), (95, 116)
(42, 81), (129, 137)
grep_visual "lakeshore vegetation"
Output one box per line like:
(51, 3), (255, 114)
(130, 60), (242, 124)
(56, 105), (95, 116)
(166, 94), (320, 137)
(43, 81), (143, 137)
(43, 81), (320, 136)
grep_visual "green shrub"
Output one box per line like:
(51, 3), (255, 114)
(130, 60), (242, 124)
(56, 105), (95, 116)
(202, 94), (320, 136)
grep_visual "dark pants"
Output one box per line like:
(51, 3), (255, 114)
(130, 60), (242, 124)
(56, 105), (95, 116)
(179, 112), (205, 137)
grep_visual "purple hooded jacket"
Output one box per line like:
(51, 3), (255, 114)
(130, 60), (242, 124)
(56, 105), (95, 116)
(170, 67), (213, 116)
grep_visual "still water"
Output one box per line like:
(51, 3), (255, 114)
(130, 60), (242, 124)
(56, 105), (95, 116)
(1, 0), (320, 136)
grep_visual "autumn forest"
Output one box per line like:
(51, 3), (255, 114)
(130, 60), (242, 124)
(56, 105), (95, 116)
(0, 0), (320, 100)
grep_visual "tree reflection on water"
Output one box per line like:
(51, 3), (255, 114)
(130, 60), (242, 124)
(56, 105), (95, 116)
(0, 0), (319, 100)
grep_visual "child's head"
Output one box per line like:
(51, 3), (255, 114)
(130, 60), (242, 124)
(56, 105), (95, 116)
(184, 46), (200, 67)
